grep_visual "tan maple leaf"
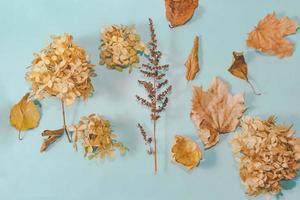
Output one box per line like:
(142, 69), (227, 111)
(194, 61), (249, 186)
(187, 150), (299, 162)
(185, 36), (200, 81)
(165, 0), (199, 28)
(190, 77), (245, 149)
(247, 12), (299, 58)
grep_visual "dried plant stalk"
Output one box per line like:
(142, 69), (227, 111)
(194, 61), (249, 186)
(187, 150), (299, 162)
(136, 18), (172, 174)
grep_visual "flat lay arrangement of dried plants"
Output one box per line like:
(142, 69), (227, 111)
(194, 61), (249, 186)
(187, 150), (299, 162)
(185, 36), (200, 81)
(99, 25), (148, 72)
(228, 52), (261, 95)
(10, 93), (41, 140)
(6, 1), (300, 197)
(231, 116), (300, 196)
(191, 77), (245, 149)
(247, 12), (299, 58)
(70, 114), (127, 159)
(165, 0), (199, 28)
(26, 33), (96, 150)
(171, 135), (202, 170)
(136, 18), (172, 174)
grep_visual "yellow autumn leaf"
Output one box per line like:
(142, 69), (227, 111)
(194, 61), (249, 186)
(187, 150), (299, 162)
(10, 93), (40, 134)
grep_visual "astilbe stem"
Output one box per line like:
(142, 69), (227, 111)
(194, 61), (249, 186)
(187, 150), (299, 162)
(136, 18), (172, 175)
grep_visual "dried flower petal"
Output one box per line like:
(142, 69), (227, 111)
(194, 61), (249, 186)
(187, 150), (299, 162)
(190, 77), (245, 149)
(70, 114), (127, 159)
(26, 33), (96, 106)
(231, 116), (300, 196)
(247, 12), (299, 58)
(171, 135), (202, 170)
(99, 25), (148, 72)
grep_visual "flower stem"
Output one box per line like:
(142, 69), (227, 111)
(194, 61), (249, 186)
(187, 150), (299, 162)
(61, 99), (71, 142)
(153, 119), (157, 175)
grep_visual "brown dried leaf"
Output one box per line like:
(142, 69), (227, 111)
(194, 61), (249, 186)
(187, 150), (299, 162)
(10, 93), (40, 134)
(185, 36), (200, 81)
(171, 135), (202, 170)
(247, 12), (299, 58)
(228, 52), (261, 95)
(190, 77), (245, 149)
(165, 0), (199, 27)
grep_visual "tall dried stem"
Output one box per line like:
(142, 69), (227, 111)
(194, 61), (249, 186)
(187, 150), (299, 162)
(61, 99), (72, 142)
(136, 18), (172, 174)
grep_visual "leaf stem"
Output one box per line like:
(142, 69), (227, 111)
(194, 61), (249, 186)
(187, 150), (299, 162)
(61, 99), (72, 142)
(18, 131), (24, 140)
(247, 80), (261, 96)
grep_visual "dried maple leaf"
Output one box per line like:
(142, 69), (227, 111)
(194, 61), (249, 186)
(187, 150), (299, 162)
(10, 93), (40, 140)
(185, 36), (200, 81)
(247, 12), (299, 58)
(190, 77), (245, 149)
(228, 52), (261, 95)
(165, 0), (199, 28)
(171, 135), (202, 170)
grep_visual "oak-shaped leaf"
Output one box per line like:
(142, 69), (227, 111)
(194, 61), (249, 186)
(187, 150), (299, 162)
(247, 12), (299, 58)
(190, 77), (245, 149)
(10, 93), (41, 139)
(171, 135), (202, 170)
(228, 52), (261, 95)
(185, 36), (200, 81)
(165, 0), (199, 28)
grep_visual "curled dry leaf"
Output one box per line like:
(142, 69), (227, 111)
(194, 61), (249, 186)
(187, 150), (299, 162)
(165, 0), (199, 28)
(190, 77), (245, 149)
(26, 33), (96, 106)
(185, 36), (200, 81)
(247, 12), (299, 58)
(70, 114), (128, 160)
(171, 135), (202, 170)
(99, 25), (148, 72)
(228, 52), (261, 95)
(40, 128), (64, 152)
(231, 116), (300, 196)
(10, 93), (40, 139)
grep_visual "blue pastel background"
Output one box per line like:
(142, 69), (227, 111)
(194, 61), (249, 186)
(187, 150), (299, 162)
(0, 0), (299, 199)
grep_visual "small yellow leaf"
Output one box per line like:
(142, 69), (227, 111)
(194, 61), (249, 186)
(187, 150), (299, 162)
(10, 93), (40, 132)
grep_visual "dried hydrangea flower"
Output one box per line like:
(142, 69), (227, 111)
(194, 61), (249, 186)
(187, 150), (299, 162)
(26, 33), (96, 143)
(99, 25), (148, 72)
(171, 135), (202, 170)
(70, 114), (127, 159)
(231, 116), (300, 196)
(26, 33), (96, 106)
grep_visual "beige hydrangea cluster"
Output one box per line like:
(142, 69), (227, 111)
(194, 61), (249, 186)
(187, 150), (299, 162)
(70, 114), (127, 159)
(26, 33), (96, 106)
(231, 116), (300, 196)
(99, 25), (148, 72)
